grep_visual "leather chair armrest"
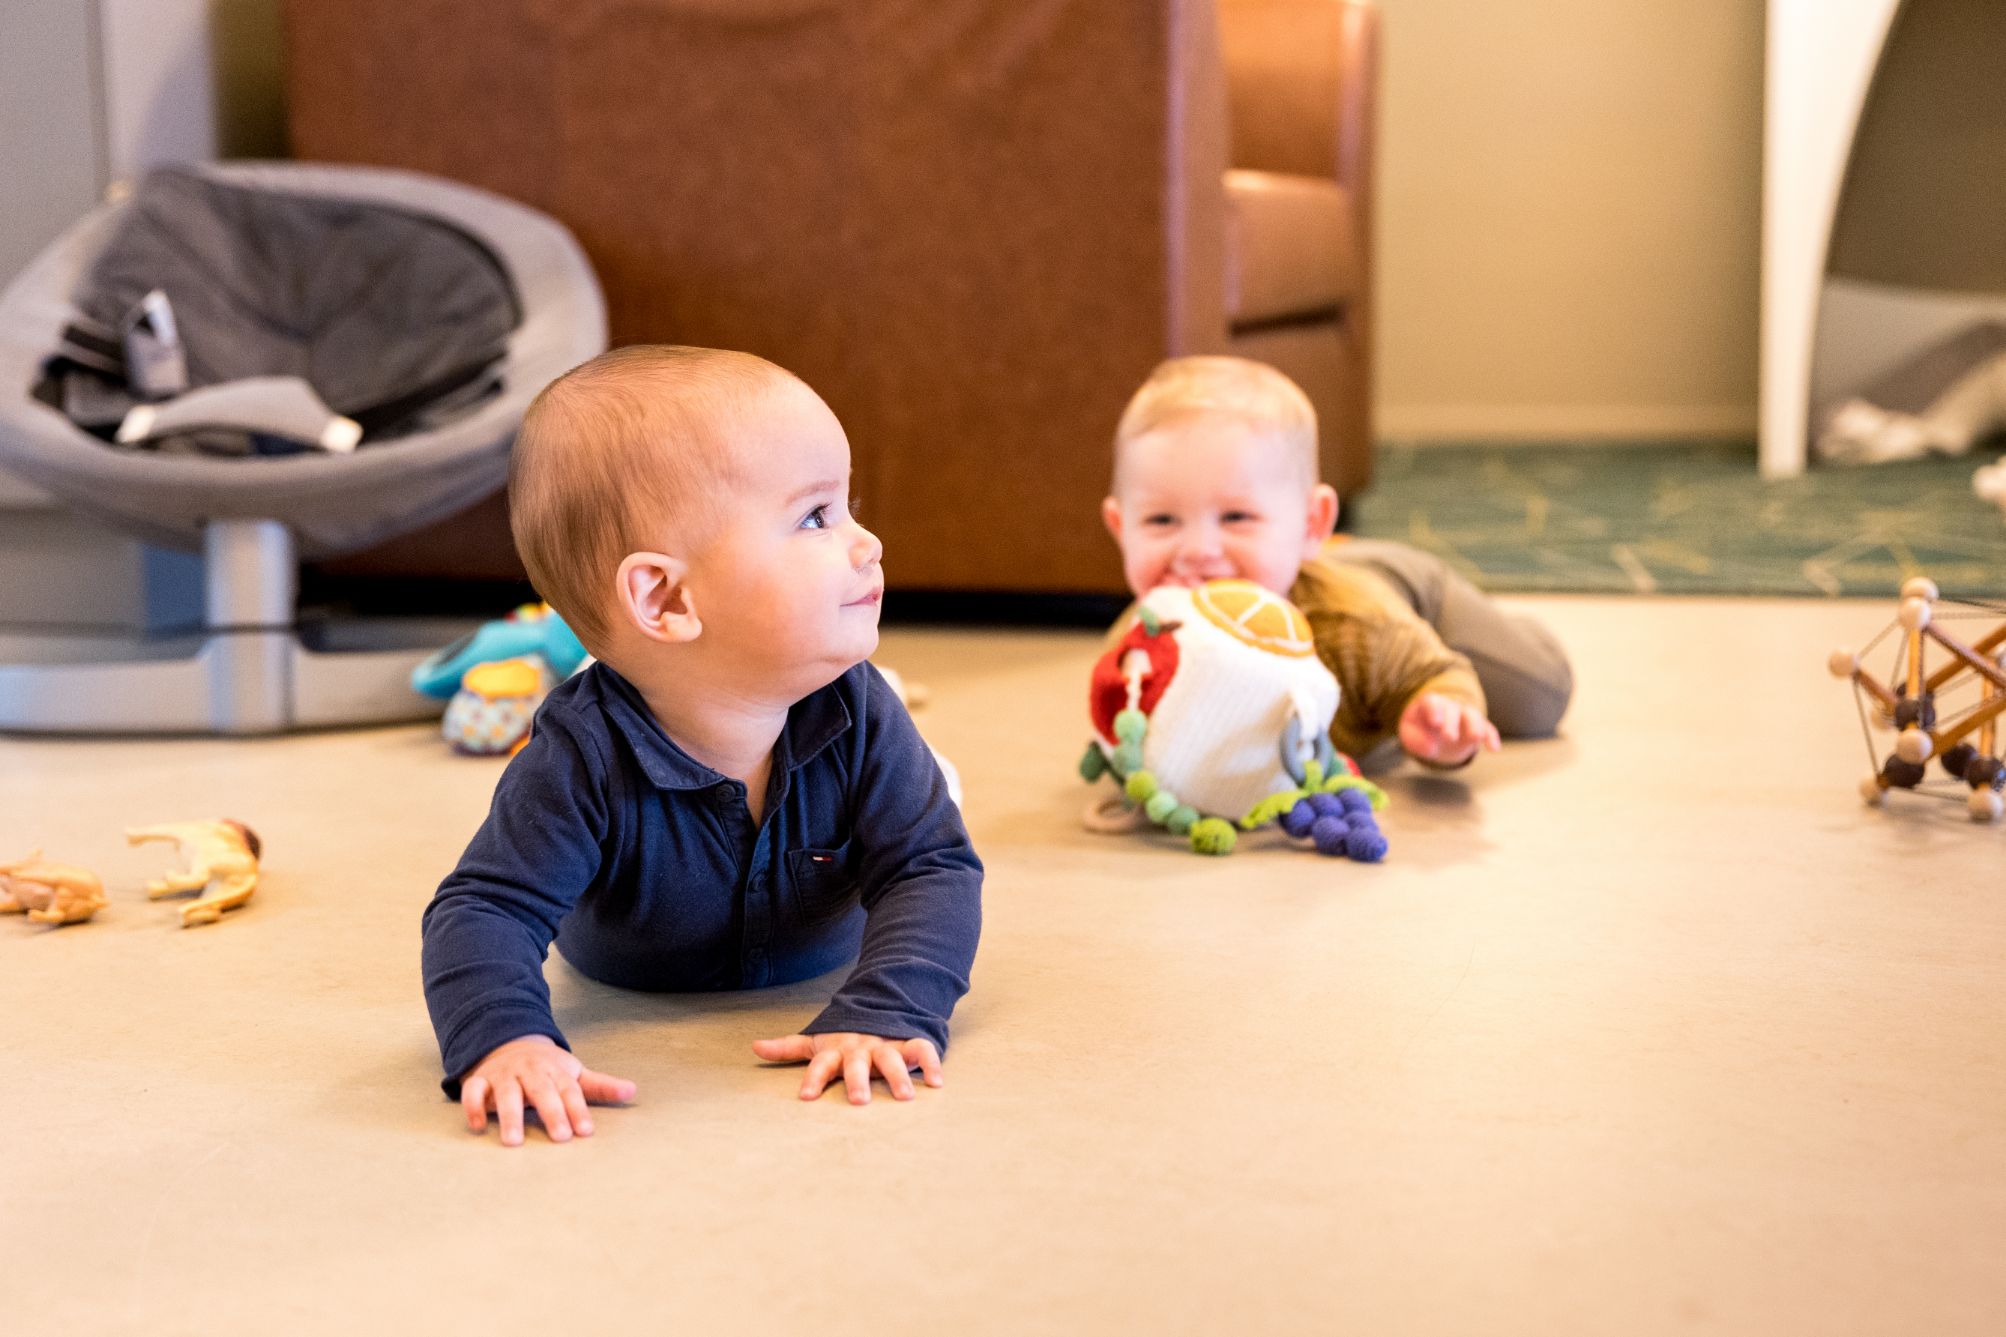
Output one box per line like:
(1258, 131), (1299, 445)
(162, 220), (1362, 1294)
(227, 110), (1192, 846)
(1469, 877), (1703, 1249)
(1217, 0), (1378, 196)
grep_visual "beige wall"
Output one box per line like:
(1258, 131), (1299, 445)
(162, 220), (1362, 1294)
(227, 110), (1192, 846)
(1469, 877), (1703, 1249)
(1373, 0), (1764, 441)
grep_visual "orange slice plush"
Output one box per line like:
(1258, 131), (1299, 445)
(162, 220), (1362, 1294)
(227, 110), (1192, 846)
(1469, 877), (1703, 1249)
(1192, 579), (1315, 657)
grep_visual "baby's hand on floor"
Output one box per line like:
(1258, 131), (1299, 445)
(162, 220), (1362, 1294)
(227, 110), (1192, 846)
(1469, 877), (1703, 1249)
(752, 1032), (944, 1105)
(1398, 692), (1502, 768)
(459, 1035), (637, 1147)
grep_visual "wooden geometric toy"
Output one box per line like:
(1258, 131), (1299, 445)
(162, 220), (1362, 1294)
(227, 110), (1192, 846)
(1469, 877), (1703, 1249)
(1828, 577), (2006, 822)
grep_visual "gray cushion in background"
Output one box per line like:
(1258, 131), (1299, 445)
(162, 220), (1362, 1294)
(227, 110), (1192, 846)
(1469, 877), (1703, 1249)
(45, 166), (521, 442)
(0, 161), (606, 559)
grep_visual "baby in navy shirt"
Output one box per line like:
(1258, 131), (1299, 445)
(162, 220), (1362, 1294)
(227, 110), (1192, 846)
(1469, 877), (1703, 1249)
(422, 346), (982, 1146)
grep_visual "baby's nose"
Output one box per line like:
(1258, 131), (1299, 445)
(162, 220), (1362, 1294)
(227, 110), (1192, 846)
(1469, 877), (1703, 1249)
(1178, 527), (1224, 560)
(850, 522), (883, 568)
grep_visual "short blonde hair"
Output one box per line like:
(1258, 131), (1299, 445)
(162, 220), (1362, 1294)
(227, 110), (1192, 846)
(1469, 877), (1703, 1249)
(508, 345), (792, 654)
(1112, 356), (1319, 490)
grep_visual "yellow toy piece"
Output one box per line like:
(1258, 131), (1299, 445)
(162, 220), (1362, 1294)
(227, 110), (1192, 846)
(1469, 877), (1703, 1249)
(463, 657), (546, 699)
(0, 852), (108, 925)
(443, 654), (552, 756)
(1191, 579), (1317, 657)
(127, 819), (263, 927)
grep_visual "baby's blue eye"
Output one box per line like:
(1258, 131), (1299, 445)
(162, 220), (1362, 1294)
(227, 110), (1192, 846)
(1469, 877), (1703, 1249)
(801, 505), (830, 530)
(1224, 511), (1256, 524)
(1143, 514), (1176, 528)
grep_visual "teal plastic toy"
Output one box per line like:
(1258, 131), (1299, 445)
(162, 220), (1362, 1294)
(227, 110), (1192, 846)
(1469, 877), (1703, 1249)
(411, 602), (588, 699)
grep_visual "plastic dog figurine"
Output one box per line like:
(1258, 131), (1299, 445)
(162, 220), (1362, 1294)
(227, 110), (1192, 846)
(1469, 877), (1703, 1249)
(126, 820), (263, 927)
(0, 852), (109, 925)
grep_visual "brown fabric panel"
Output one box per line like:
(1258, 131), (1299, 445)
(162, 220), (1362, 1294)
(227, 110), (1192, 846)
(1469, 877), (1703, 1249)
(312, 488), (522, 581)
(1216, 0), (1371, 181)
(1224, 169), (1354, 322)
(844, 1), (1222, 593)
(1228, 318), (1371, 496)
(283, 0), (566, 208)
(1217, 0), (1374, 499)
(285, 0), (1367, 593)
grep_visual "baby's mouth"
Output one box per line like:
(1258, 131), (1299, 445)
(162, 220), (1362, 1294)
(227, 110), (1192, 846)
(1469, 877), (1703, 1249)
(844, 588), (883, 608)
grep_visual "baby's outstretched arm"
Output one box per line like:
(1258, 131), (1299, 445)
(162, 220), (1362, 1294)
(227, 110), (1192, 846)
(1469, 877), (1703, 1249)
(776, 666), (980, 1101)
(423, 714), (614, 1119)
(458, 1036), (637, 1147)
(752, 1032), (943, 1105)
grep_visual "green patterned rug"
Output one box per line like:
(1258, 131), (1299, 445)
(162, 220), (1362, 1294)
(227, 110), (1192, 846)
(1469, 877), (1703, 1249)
(1350, 441), (2006, 598)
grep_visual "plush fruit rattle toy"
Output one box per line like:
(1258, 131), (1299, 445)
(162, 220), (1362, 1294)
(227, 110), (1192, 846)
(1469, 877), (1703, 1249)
(1080, 579), (1387, 859)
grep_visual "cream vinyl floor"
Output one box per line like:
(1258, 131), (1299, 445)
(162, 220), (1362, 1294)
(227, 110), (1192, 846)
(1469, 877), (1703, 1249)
(3, 598), (2002, 1336)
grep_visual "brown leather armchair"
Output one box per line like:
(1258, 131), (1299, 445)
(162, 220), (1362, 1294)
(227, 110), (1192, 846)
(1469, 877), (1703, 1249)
(287, 0), (1376, 595)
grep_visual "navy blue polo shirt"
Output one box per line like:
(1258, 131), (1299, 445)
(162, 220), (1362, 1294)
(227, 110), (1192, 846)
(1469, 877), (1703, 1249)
(421, 659), (982, 1095)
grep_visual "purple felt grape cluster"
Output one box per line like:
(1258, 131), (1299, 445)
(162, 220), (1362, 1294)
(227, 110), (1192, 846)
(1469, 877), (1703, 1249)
(1281, 788), (1386, 861)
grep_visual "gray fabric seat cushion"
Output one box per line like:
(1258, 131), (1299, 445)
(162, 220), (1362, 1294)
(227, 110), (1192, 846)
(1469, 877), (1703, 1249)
(40, 166), (522, 449)
(0, 162), (605, 559)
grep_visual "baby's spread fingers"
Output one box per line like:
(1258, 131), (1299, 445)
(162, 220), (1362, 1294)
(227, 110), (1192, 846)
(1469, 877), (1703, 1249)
(579, 1069), (637, 1104)
(525, 1080), (572, 1142)
(843, 1048), (874, 1105)
(497, 1080), (526, 1147)
(903, 1039), (945, 1087)
(872, 1045), (915, 1100)
(560, 1082), (594, 1138)
(461, 1076), (491, 1133)
(801, 1048), (844, 1100)
(752, 1034), (815, 1065)
(1442, 709), (1468, 748)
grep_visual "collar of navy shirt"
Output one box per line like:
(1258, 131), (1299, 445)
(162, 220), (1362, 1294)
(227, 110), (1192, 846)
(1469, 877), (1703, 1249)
(590, 660), (856, 792)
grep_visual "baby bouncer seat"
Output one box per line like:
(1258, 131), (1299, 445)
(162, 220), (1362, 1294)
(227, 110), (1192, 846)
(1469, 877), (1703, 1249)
(0, 162), (605, 734)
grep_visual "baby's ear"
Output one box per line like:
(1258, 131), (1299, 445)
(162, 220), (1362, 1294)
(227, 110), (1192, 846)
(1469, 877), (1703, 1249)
(1305, 484), (1339, 550)
(617, 551), (701, 644)
(1101, 495), (1124, 543)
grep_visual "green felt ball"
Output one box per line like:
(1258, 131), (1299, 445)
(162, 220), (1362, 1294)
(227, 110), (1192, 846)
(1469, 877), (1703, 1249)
(1189, 817), (1238, 855)
(1114, 709), (1147, 744)
(1166, 805), (1200, 835)
(1144, 791), (1179, 823)
(1124, 770), (1159, 803)
(1321, 775), (1388, 811)
(1078, 744), (1108, 781)
(1113, 741), (1144, 774)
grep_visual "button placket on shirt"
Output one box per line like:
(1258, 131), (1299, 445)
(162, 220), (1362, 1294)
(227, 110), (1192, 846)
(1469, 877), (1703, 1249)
(736, 771), (790, 990)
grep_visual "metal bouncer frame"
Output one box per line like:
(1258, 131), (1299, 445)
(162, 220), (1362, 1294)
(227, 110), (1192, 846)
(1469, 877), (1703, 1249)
(0, 519), (456, 734)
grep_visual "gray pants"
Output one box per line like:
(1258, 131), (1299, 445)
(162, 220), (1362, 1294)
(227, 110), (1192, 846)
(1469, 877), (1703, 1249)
(1332, 540), (1574, 738)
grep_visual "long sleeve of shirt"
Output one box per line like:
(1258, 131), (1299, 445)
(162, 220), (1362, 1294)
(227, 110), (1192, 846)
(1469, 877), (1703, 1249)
(1290, 555), (1486, 759)
(801, 667), (982, 1049)
(421, 712), (611, 1091)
